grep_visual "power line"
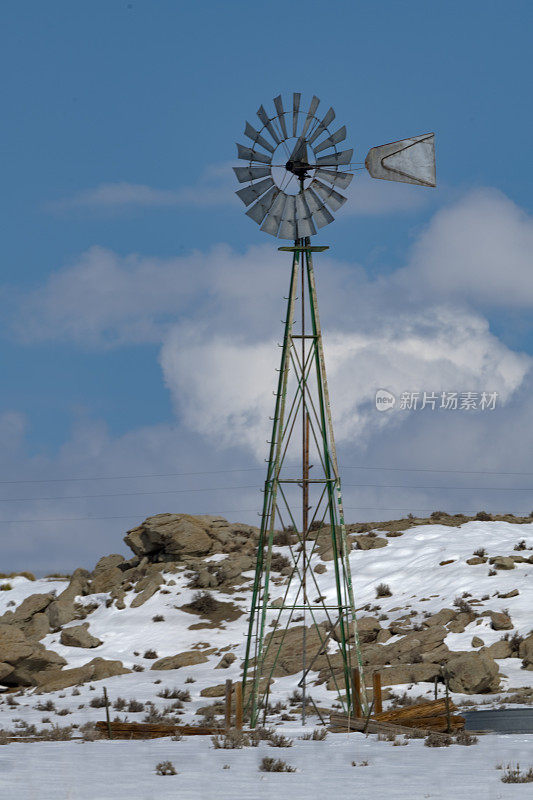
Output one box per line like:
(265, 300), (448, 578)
(2, 462), (533, 486)
(0, 480), (531, 504)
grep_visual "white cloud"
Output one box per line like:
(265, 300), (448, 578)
(402, 188), (533, 307)
(160, 306), (530, 460)
(49, 162), (238, 212)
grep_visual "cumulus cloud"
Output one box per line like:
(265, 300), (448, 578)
(402, 188), (533, 307)
(160, 307), (530, 460)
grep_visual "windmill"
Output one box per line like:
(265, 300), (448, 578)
(234, 93), (436, 727)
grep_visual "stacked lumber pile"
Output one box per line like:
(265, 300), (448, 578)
(330, 698), (464, 736)
(374, 699), (464, 732)
(95, 721), (224, 739)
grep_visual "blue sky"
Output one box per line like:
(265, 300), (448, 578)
(1, 1), (532, 573)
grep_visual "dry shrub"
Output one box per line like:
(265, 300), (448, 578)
(211, 730), (257, 749)
(155, 761), (177, 776)
(375, 583), (392, 598)
(300, 728), (327, 741)
(424, 732), (452, 747)
(268, 732), (293, 747)
(500, 764), (533, 783)
(259, 757), (296, 773)
(455, 731), (478, 746)
(189, 591), (217, 615)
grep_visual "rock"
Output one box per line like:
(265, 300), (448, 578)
(378, 662), (441, 686)
(55, 569), (91, 605)
(0, 624), (35, 664)
(200, 683), (229, 697)
(129, 574), (164, 608)
(466, 556), (487, 565)
(215, 553), (254, 584)
(125, 514), (214, 560)
(519, 634), (533, 668)
(215, 653), (236, 669)
(353, 535), (388, 550)
(314, 563), (326, 574)
(38, 658), (130, 692)
(489, 611), (513, 630)
(2, 592), (55, 624)
(376, 629), (392, 644)
(46, 598), (78, 628)
(471, 636), (484, 648)
(93, 554), (125, 574)
(60, 624), (102, 649)
(0, 625), (68, 686)
(498, 589), (519, 599)
(192, 569), (217, 589)
(90, 567), (124, 594)
(488, 556), (515, 570)
(0, 662), (14, 681)
(22, 612), (50, 640)
(151, 651), (209, 670)
(423, 609), (456, 628)
(447, 612), (477, 634)
(356, 616), (382, 644)
(484, 640), (512, 659)
(8, 648), (68, 686)
(445, 651), (500, 693)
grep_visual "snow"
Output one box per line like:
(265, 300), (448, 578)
(0, 520), (531, 798)
(0, 733), (531, 799)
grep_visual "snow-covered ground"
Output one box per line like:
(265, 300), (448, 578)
(0, 520), (531, 798)
(1, 731), (532, 799)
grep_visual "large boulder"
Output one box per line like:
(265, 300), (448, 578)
(0, 592), (55, 625)
(123, 514), (258, 564)
(445, 651), (500, 693)
(37, 657), (130, 692)
(125, 514), (214, 561)
(488, 556), (515, 570)
(151, 651), (210, 670)
(353, 535), (388, 551)
(378, 662), (441, 686)
(93, 554), (125, 574)
(489, 611), (513, 630)
(90, 567), (123, 594)
(519, 634), (533, 669)
(46, 598), (78, 628)
(60, 623), (102, 649)
(0, 623), (67, 686)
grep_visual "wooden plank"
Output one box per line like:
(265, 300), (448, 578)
(225, 679), (233, 730)
(374, 699), (455, 723)
(95, 721), (224, 739)
(329, 712), (464, 737)
(372, 672), (383, 715)
(351, 668), (362, 717)
(235, 681), (243, 730)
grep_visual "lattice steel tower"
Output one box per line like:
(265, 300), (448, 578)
(233, 93), (436, 726)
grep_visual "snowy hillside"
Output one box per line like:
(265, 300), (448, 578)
(0, 515), (532, 799)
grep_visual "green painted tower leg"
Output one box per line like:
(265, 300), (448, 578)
(242, 240), (368, 727)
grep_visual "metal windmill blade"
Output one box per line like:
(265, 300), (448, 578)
(234, 92), (351, 239)
(365, 133), (436, 187)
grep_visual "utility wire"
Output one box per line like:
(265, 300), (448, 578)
(2, 463), (533, 486)
(0, 480), (531, 504)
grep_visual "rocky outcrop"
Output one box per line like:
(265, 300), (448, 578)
(151, 651), (210, 670)
(0, 623), (67, 686)
(445, 651), (500, 693)
(60, 623), (102, 649)
(488, 556), (515, 570)
(124, 514), (257, 564)
(37, 657), (130, 692)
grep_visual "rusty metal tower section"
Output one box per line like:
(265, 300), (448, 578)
(233, 93), (436, 726)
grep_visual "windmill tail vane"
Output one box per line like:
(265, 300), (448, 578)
(234, 93), (436, 726)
